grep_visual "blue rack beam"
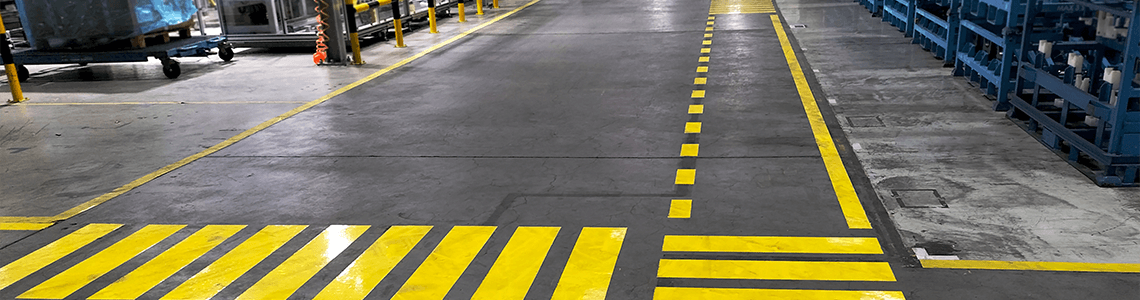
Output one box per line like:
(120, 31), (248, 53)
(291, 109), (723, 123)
(913, 0), (961, 65)
(858, 0), (884, 14)
(883, 0), (916, 36)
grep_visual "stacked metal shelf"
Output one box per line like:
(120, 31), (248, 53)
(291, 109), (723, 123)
(913, 0), (962, 65)
(883, 0), (916, 35)
(1008, 0), (1140, 186)
(858, 0), (883, 15)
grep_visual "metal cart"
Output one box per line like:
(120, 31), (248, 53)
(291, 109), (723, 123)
(11, 36), (234, 81)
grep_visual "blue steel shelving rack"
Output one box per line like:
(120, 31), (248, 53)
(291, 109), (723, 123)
(954, 0), (1027, 109)
(884, 0), (917, 35)
(1009, 0), (1140, 186)
(913, 0), (962, 65)
(859, 0), (884, 15)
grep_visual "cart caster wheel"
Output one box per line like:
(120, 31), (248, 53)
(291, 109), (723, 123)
(16, 64), (28, 82)
(218, 45), (234, 62)
(162, 61), (181, 79)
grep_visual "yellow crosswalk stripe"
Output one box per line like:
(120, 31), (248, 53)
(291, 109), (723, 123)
(237, 225), (370, 299)
(19, 224), (184, 299)
(0, 224), (121, 291)
(471, 226), (561, 300)
(314, 225), (432, 300)
(663, 236), (883, 254)
(657, 259), (896, 281)
(90, 225), (245, 300)
(392, 226), (496, 300)
(654, 287), (907, 300)
(550, 227), (627, 300)
(161, 225), (306, 300)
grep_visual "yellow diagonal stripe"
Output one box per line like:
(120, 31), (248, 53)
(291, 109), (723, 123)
(710, 0), (777, 14)
(550, 227), (627, 300)
(771, 15), (872, 229)
(392, 226), (496, 300)
(237, 225), (370, 299)
(685, 122), (702, 133)
(662, 236), (883, 254)
(472, 226), (561, 300)
(162, 225), (307, 300)
(680, 144), (700, 156)
(676, 169), (696, 185)
(0, 223), (52, 230)
(0, 224), (121, 291)
(657, 259), (896, 281)
(921, 259), (1140, 273)
(654, 287), (906, 300)
(669, 200), (693, 218)
(19, 224), (184, 299)
(315, 225), (432, 300)
(90, 225), (245, 300)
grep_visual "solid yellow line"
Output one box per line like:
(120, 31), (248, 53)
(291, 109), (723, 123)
(162, 225), (307, 300)
(0, 224), (121, 291)
(662, 236), (882, 254)
(691, 90), (706, 98)
(392, 226), (497, 300)
(471, 226), (561, 300)
(921, 259), (1140, 273)
(16, 101), (309, 106)
(657, 259), (896, 281)
(237, 225), (370, 299)
(685, 122), (702, 133)
(0, 0), (546, 224)
(19, 224), (184, 299)
(675, 169), (696, 185)
(550, 227), (627, 300)
(697, 66), (708, 73)
(90, 225), (245, 300)
(314, 225), (432, 300)
(0, 223), (52, 230)
(688, 105), (704, 114)
(770, 14), (871, 229)
(653, 287), (906, 300)
(694, 77), (707, 85)
(680, 144), (699, 156)
(669, 199), (692, 218)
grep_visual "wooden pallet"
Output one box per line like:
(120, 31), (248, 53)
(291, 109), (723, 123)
(129, 20), (195, 48)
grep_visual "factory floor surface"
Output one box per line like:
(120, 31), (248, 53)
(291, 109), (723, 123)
(1, 0), (1137, 299)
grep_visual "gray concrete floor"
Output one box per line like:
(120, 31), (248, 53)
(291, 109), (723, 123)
(0, 0), (1138, 299)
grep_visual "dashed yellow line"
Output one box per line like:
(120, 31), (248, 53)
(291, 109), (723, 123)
(669, 200), (693, 218)
(691, 90), (706, 98)
(675, 169), (697, 185)
(702, 40), (712, 45)
(697, 66), (709, 73)
(770, 14), (872, 229)
(694, 77), (707, 84)
(699, 56), (710, 62)
(705, 26), (714, 31)
(685, 122), (702, 133)
(680, 144), (700, 156)
(701, 48), (711, 54)
(688, 105), (704, 114)
(703, 33), (713, 38)
(707, 21), (715, 25)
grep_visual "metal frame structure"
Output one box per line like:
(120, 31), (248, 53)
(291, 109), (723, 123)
(912, 0), (961, 65)
(218, 0), (458, 49)
(883, 0), (916, 36)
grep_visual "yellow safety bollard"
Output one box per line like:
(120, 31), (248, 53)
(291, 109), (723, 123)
(458, 1), (467, 22)
(0, 12), (25, 103)
(427, 0), (439, 33)
(390, 0), (406, 48)
(493, 0), (499, 9)
(477, 0), (484, 15)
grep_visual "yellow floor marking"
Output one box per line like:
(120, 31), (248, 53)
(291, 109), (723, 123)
(237, 225), (370, 299)
(771, 15), (871, 229)
(697, 66), (709, 73)
(685, 122), (702, 133)
(162, 225), (306, 300)
(0, 223), (121, 291)
(705, 26), (714, 31)
(662, 236), (882, 254)
(688, 105), (704, 114)
(704, 33), (713, 38)
(669, 200), (692, 218)
(708, 16), (716, 20)
(699, 56), (710, 62)
(471, 226), (561, 300)
(921, 259), (1140, 273)
(702, 40), (712, 45)
(392, 226), (496, 300)
(314, 225), (432, 300)
(675, 169), (697, 185)
(15, 101), (309, 106)
(694, 77), (707, 85)
(681, 144), (700, 156)
(0, 223), (52, 230)
(654, 287), (906, 300)
(691, 90), (705, 98)
(0, 0), (546, 224)
(550, 227), (627, 300)
(701, 48), (711, 53)
(710, 0), (777, 14)
(707, 21), (715, 25)
(19, 224), (184, 299)
(657, 259), (896, 281)
(90, 225), (245, 300)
